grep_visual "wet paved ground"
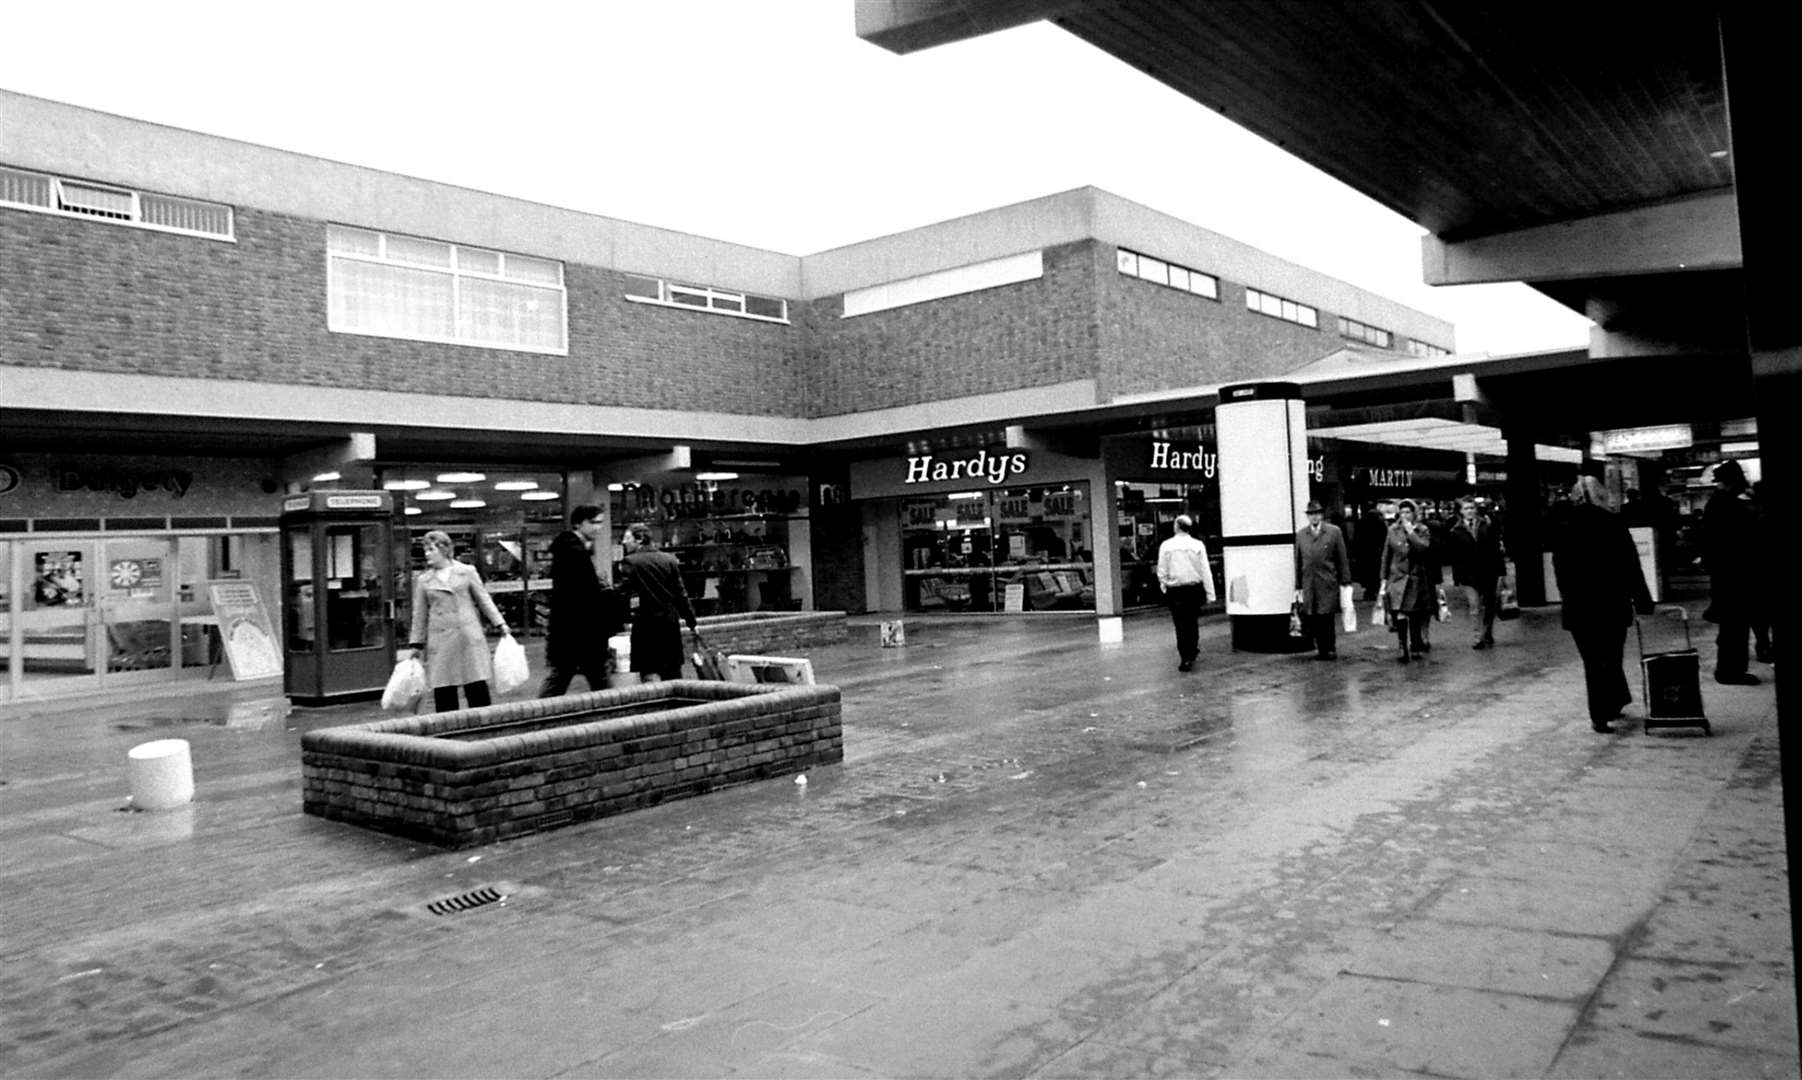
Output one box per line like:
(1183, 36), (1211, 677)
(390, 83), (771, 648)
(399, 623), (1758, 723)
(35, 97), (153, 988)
(0, 604), (1793, 1078)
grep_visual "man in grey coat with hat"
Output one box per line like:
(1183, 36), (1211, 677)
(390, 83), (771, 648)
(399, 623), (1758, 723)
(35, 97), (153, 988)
(1295, 500), (1352, 660)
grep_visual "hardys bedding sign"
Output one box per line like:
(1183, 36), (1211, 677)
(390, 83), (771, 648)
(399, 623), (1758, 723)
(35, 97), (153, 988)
(853, 446), (1093, 500)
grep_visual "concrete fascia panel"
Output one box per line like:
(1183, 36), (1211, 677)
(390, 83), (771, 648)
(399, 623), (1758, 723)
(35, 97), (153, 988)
(1423, 190), (1743, 286)
(855, 0), (1081, 54)
(2, 367), (816, 446)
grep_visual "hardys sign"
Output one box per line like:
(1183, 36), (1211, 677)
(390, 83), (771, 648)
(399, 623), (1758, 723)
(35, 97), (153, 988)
(1149, 442), (1215, 477)
(904, 449), (1029, 486)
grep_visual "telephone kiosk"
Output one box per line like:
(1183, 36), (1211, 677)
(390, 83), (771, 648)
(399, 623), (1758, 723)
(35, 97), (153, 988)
(279, 490), (398, 704)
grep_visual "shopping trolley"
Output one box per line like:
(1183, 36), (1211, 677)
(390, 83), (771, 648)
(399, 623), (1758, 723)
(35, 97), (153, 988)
(1635, 604), (1710, 735)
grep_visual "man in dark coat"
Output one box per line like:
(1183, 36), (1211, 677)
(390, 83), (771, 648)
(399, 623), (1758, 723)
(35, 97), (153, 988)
(620, 521), (698, 682)
(1553, 477), (1654, 733)
(1447, 497), (1506, 649)
(538, 504), (626, 697)
(1703, 460), (1760, 685)
(1294, 501), (1352, 660)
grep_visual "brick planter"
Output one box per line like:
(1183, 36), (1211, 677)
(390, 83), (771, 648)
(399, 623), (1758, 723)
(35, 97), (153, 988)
(301, 679), (842, 848)
(690, 611), (847, 660)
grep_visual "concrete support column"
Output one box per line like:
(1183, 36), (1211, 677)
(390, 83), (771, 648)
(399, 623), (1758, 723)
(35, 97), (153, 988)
(1216, 382), (1309, 652)
(1503, 432), (1546, 606)
(1090, 460), (1123, 617)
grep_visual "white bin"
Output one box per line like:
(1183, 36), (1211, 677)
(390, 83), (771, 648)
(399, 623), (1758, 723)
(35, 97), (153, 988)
(128, 738), (194, 810)
(1098, 616), (1124, 645)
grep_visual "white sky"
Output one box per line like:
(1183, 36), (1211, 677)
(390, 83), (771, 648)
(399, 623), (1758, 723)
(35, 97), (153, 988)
(0, 0), (1593, 356)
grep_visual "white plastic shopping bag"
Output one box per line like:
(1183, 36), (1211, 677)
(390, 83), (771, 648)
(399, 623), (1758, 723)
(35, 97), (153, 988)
(381, 656), (425, 712)
(1339, 584), (1357, 633)
(492, 632), (529, 695)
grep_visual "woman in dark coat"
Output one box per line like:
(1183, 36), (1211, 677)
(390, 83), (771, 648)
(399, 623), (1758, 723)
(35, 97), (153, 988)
(619, 522), (698, 682)
(1379, 498), (1434, 661)
(1552, 476), (1654, 733)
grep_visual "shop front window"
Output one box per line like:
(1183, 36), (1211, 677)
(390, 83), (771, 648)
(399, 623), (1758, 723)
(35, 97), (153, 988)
(1116, 482), (1218, 608)
(380, 468), (565, 639)
(903, 485), (1094, 613)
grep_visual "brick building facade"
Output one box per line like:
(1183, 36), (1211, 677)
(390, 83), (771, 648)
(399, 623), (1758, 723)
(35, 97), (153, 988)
(1, 89), (1454, 701)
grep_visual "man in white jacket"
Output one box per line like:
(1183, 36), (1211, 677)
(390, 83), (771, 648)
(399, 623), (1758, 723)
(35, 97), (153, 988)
(1157, 514), (1218, 671)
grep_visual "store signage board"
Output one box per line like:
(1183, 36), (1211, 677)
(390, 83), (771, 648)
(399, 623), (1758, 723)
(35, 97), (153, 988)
(1003, 583), (1026, 612)
(208, 582), (282, 680)
(1600, 424), (1692, 456)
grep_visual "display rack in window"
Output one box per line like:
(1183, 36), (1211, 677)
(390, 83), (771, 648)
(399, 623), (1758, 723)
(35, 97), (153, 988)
(611, 514), (799, 616)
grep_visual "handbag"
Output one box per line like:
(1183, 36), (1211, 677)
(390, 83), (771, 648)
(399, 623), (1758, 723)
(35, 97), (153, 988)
(1288, 602), (1305, 638)
(1497, 561), (1521, 620)
(1435, 585), (1451, 623)
(690, 630), (728, 680)
(1372, 595), (1388, 627)
(492, 632), (529, 694)
(381, 656), (425, 712)
(1339, 584), (1357, 633)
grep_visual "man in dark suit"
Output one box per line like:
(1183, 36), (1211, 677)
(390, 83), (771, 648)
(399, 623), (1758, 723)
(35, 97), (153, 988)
(1703, 460), (1761, 685)
(1294, 501), (1352, 660)
(538, 504), (625, 697)
(1447, 497), (1506, 649)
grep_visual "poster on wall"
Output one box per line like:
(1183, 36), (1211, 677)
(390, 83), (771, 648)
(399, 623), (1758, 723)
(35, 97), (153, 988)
(208, 582), (282, 680)
(33, 551), (85, 607)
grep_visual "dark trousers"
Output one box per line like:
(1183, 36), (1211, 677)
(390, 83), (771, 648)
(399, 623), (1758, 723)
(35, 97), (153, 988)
(1305, 613), (1337, 656)
(1715, 618), (1751, 678)
(1166, 584), (1205, 662)
(1468, 582), (1498, 643)
(433, 680), (491, 713)
(539, 653), (610, 698)
(1570, 625), (1631, 722)
(1393, 613), (1426, 654)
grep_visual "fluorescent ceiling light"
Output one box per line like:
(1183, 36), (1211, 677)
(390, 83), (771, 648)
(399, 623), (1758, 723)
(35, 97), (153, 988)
(414, 490), (455, 501)
(493, 480), (539, 491)
(384, 479), (430, 491)
(695, 471), (739, 481)
(520, 491), (559, 501)
(945, 491), (982, 500)
(311, 471), (341, 483)
(403, 507), (422, 516)
(449, 499), (486, 509)
(437, 472), (486, 483)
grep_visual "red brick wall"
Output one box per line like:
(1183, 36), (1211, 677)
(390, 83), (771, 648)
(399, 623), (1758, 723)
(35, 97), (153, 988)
(796, 240), (1101, 417)
(0, 208), (810, 417)
(1096, 244), (1345, 398)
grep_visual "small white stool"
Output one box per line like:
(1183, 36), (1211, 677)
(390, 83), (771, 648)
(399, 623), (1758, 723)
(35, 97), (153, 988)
(1098, 616), (1125, 645)
(128, 738), (194, 810)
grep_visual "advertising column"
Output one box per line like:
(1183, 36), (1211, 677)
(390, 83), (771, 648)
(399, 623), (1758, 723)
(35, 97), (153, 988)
(1216, 382), (1310, 651)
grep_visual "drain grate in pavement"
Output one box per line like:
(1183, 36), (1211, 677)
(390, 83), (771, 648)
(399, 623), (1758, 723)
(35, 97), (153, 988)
(425, 886), (507, 915)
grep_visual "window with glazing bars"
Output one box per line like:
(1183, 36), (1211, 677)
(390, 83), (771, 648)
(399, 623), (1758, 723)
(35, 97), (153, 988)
(327, 225), (567, 353)
(0, 164), (233, 240)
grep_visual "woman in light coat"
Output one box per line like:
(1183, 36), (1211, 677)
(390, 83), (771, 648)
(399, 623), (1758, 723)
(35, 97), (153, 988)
(1379, 498), (1435, 662)
(402, 530), (509, 712)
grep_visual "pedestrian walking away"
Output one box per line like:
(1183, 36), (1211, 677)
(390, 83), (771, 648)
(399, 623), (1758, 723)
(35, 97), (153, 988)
(538, 504), (628, 697)
(619, 521), (698, 682)
(1294, 500), (1351, 660)
(1448, 496), (1506, 649)
(1552, 476), (1654, 733)
(402, 530), (510, 713)
(1702, 460), (1762, 685)
(1157, 514), (1217, 671)
(1379, 498), (1434, 662)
